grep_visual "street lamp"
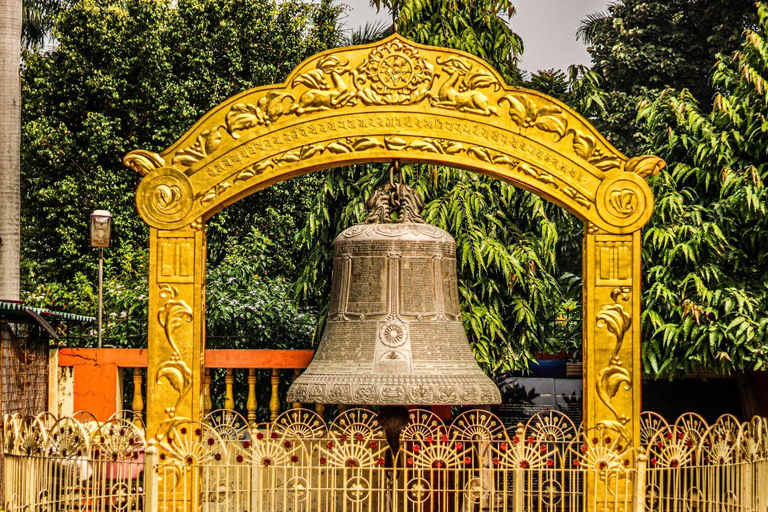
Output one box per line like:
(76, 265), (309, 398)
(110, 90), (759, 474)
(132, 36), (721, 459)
(91, 210), (112, 348)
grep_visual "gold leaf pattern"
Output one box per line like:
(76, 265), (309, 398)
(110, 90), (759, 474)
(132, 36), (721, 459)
(172, 128), (222, 167)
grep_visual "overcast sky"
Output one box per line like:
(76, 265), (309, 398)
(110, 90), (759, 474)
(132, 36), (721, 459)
(341, 1), (612, 74)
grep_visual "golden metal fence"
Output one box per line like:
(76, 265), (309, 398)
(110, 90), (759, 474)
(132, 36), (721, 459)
(3, 408), (767, 512)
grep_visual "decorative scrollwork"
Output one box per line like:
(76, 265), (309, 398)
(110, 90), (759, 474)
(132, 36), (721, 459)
(596, 287), (633, 435)
(156, 284), (194, 419)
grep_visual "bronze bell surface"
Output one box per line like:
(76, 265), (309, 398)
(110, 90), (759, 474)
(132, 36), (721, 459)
(287, 177), (501, 406)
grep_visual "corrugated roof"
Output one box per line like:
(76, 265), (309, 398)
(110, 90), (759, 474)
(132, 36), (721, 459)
(0, 300), (95, 323)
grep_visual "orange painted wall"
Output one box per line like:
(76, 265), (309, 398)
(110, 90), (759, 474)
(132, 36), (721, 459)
(58, 348), (314, 421)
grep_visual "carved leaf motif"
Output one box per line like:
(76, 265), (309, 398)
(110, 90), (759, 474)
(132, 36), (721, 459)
(467, 146), (493, 163)
(519, 163), (539, 179)
(533, 106), (567, 138)
(326, 140), (353, 154)
(597, 303), (632, 357)
(408, 139), (441, 153)
(383, 136), (407, 151)
(279, 150), (301, 163)
(351, 137), (384, 151)
(226, 103), (260, 135)
(500, 94), (528, 126)
(199, 183), (231, 206)
(571, 131), (596, 159)
(597, 365), (632, 423)
(173, 129), (222, 167)
(123, 150), (165, 176)
(589, 154), (622, 172)
(562, 186), (592, 209)
(625, 155), (666, 178)
(235, 160), (274, 182)
(537, 172), (557, 187)
(491, 154), (518, 166)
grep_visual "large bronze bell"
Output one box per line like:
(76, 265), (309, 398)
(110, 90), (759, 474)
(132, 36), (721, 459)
(287, 172), (501, 406)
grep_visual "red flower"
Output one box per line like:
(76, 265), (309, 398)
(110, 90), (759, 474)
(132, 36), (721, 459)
(291, 455), (299, 463)
(356, 434), (364, 442)
(377, 457), (386, 466)
(284, 441), (292, 449)
(666, 432), (673, 440)
(520, 460), (529, 469)
(425, 435), (434, 445)
(650, 457), (657, 467)
(320, 457), (327, 465)
(455, 442), (463, 451)
(370, 441), (378, 449)
(271, 432), (279, 440)
(546, 459), (554, 468)
(598, 461), (607, 470)
(326, 441), (334, 449)
(214, 453), (221, 461)
(512, 436), (520, 444)
(243, 440), (251, 449)
(573, 459), (580, 467)
(440, 435), (449, 443)
(406, 457), (414, 466)
(236, 455), (244, 463)
(340, 434), (348, 442)
(256, 433), (264, 440)
(262, 457), (272, 467)
(464, 456), (472, 465)
(492, 457), (500, 466)
(500, 443), (508, 452)
(413, 445), (420, 453)
(347, 458), (357, 467)
(527, 436), (534, 445)
(207, 438), (215, 446)
(540, 445), (547, 453)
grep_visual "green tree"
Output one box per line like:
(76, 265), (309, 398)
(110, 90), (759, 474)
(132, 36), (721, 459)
(578, 0), (758, 152)
(20, 0), (342, 342)
(638, 3), (768, 376)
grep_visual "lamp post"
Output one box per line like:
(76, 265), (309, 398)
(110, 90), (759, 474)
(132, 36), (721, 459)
(90, 210), (112, 348)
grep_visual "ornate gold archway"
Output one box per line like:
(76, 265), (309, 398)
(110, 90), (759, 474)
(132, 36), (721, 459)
(125, 35), (663, 455)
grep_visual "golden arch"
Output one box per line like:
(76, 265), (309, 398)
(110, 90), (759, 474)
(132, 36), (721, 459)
(126, 35), (663, 458)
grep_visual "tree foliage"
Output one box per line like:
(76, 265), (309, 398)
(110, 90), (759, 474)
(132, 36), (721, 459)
(579, 0), (758, 151)
(20, 0), (341, 345)
(638, 2), (768, 375)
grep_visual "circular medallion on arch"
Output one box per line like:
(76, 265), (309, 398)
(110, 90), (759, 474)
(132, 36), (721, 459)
(595, 172), (653, 230)
(379, 321), (408, 348)
(136, 167), (194, 227)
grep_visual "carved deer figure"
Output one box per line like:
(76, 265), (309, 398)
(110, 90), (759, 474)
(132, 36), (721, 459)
(290, 56), (356, 115)
(432, 57), (500, 116)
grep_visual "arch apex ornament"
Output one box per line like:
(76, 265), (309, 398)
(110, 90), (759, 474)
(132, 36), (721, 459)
(126, 34), (664, 234)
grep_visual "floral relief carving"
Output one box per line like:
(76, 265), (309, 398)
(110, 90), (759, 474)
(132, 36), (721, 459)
(499, 94), (567, 138)
(123, 150), (165, 176)
(156, 284), (194, 419)
(625, 155), (666, 178)
(608, 188), (638, 217)
(569, 129), (622, 171)
(596, 287), (632, 439)
(431, 56), (501, 116)
(225, 92), (295, 136)
(561, 186), (592, 209)
(172, 128), (222, 167)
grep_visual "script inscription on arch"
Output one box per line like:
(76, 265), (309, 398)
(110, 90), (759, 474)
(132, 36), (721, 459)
(126, 35), (663, 235)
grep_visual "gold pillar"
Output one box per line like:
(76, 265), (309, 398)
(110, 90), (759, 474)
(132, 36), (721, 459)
(583, 229), (642, 509)
(146, 225), (207, 442)
(247, 368), (258, 424)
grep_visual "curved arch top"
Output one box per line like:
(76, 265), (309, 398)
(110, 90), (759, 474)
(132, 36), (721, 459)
(125, 34), (664, 234)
